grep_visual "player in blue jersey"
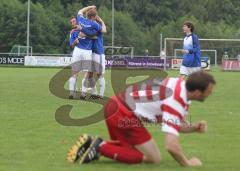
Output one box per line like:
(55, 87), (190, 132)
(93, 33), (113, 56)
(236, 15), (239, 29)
(68, 6), (102, 99)
(75, 11), (107, 99)
(87, 15), (107, 99)
(180, 21), (201, 78)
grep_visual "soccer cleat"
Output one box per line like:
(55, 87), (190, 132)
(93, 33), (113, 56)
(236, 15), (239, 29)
(79, 94), (86, 100)
(66, 134), (92, 163)
(89, 94), (100, 100)
(79, 136), (103, 164)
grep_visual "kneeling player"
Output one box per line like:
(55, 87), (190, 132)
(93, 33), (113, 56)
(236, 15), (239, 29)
(67, 71), (215, 167)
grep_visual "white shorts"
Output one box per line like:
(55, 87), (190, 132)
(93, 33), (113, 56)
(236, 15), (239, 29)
(92, 53), (105, 74)
(71, 47), (92, 72)
(180, 65), (201, 76)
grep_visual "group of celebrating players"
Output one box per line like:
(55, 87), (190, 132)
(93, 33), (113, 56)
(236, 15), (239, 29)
(68, 5), (106, 100)
(66, 5), (215, 168)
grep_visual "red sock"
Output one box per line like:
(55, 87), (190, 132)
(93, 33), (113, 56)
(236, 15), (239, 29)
(99, 142), (143, 164)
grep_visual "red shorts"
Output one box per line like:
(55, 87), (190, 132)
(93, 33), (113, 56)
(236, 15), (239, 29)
(104, 96), (151, 147)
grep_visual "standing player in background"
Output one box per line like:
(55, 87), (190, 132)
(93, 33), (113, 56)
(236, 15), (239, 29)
(68, 6), (102, 99)
(180, 21), (201, 78)
(67, 71), (216, 167)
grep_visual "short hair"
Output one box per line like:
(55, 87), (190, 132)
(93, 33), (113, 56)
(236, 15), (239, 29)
(70, 16), (76, 22)
(186, 71), (216, 92)
(87, 9), (97, 18)
(184, 21), (194, 32)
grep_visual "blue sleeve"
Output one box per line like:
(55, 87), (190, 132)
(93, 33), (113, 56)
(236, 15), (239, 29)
(69, 32), (77, 46)
(91, 21), (102, 32)
(81, 27), (98, 36)
(76, 14), (85, 25)
(189, 34), (200, 54)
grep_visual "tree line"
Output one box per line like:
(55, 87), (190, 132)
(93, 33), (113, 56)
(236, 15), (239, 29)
(0, 0), (239, 55)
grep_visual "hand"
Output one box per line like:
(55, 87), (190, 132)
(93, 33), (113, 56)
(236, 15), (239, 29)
(78, 32), (86, 38)
(182, 49), (189, 54)
(96, 15), (102, 23)
(73, 38), (79, 44)
(194, 120), (208, 133)
(76, 25), (82, 30)
(188, 157), (202, 167)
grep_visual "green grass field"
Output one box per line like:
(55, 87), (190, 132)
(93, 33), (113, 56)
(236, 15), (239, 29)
(1, 67), (240, 171)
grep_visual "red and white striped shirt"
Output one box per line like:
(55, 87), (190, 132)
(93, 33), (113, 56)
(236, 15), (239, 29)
(119, 77), (190, 136)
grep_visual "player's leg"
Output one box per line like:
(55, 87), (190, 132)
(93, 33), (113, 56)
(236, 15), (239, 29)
(97, 54), (105, 98)
(189, 67), (201, 75)
(80, 97), (161, 164)
(80, 71), (89, 99)
(135, 139), (161, 163)
(80, 98), (144, 164)
(92, 53), (105, 98)
(80, 49), (93, 99)
(69, 47), (81, 99)
(179, 65), (189, 79)
(69, 71), (78, 99)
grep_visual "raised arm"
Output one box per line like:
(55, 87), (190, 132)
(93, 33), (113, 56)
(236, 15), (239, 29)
(96, 16), (107, 33)
(78, 5), (96, 15)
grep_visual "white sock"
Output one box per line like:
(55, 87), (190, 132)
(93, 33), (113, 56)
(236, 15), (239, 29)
(88, 77), (97, 95)
(81, 77), (88, 96)
(69, 76), (77, 95)
(98, 76), (105, 97)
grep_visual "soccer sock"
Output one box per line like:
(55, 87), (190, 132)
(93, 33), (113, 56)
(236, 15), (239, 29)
(69, 76), (77, 95)
(98, 76), (105, 97)
(99, 142), (143, 164)
(81, 78), (87, 96)
(89, 77), (97, 95)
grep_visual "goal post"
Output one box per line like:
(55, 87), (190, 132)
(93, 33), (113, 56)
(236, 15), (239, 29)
(10, 45), (32, 56)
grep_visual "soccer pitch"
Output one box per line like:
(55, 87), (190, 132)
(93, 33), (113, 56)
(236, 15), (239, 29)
(0, 67), (240, 171)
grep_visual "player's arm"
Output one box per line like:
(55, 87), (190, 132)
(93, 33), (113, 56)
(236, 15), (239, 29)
(78, 5), (96, 15)
(187, 34), (200, 54)
(165, 133), (202, 167)
(70, 38), (79, 48)
(96, 16), (107, 33)
(81, 27), (98, 36)
(180, 119), (208, 133)
(161, 100), (202, 167)
(75, 25), (97, 39)
(69, 32), (79, 48)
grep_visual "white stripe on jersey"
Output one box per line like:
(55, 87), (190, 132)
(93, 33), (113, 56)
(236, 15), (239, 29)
(162, 124), (180, 136)
(163, 98), (186, 116)
(162, 111), (181, 126)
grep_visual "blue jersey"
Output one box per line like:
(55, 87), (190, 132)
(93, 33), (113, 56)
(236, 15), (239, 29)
(81, 23), (104, 54)
(92, 32), (104, 54)
(182, 33), (201, 67)
(69, 29), (80, 47)
(76, 14), (102, 50)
